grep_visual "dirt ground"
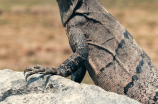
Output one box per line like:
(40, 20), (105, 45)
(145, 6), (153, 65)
(0, 0), (158, 84)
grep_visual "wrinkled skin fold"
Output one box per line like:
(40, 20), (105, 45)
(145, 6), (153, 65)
(24, 0), (158, 103)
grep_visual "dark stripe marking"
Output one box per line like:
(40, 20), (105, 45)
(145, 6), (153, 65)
(124, 29), (133, 40)
(136, 60), (144, 74)
(124, 75), (138, 94)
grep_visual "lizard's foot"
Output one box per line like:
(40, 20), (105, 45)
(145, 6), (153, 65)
(24, 65), (59, 81)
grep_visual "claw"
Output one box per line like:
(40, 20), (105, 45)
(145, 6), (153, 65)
(25, 74), (29, 81)
(25, 71), (36, 81)
(24, 67), (29, 75)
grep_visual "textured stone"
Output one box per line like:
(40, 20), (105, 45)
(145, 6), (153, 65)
(0, 69), (140, 104)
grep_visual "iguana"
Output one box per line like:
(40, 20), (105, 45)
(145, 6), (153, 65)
(24, 0), (158, 103)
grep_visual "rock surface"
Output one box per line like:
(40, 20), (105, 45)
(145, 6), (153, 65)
(0, 69), (141, 104)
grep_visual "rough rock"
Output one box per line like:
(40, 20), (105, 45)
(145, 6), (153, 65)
(0, 69), (141, 104)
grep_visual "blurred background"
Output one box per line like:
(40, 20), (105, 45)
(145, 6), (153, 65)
(0, 0), (158, 84)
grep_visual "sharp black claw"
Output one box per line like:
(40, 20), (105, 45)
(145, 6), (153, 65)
(25, 75), (28, 81)
(25, 73), (32, 81)
(25, 72), (32, 81)
(24, 67), (31, 76)
(24, 70), (27, 76)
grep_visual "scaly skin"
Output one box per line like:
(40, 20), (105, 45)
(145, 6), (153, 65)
(24, 0), (158, 103)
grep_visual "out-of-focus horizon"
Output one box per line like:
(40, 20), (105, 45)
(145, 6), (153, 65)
(0, 0), (158, 84)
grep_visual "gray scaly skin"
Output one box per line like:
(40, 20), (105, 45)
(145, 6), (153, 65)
(24, 0), (158, 103)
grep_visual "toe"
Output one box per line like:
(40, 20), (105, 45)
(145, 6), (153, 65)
(34, 64), (42, 69)
(24, 67), (34, 75)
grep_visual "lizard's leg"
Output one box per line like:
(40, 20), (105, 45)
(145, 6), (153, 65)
(71, 64), (87, 83)
(24, 27), (88, 81)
